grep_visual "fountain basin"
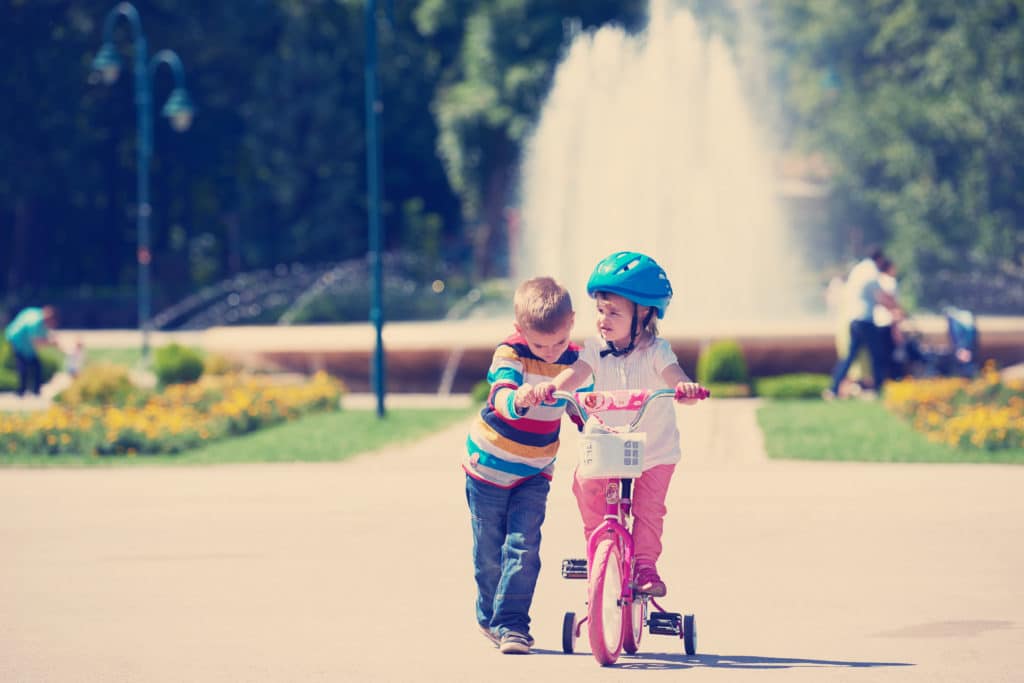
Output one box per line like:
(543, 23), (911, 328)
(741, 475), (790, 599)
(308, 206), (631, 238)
(196, 316), (1024, 393)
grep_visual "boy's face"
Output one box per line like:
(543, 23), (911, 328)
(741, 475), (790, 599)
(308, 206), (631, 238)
(515, 314), (574, 363)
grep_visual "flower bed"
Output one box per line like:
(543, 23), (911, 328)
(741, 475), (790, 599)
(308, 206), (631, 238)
(1, 372), (344, 456)
(883, 363), (1024, 450)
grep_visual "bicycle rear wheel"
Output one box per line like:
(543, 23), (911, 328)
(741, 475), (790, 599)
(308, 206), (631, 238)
(587, 537), (624, 665)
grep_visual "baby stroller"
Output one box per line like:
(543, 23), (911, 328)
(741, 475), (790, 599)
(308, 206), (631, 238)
(897, 307), (979, 379)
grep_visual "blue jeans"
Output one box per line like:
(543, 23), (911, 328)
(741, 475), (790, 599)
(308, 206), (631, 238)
(465, 473), (549, 637)
(831, 319), (887, 394)
(14, 351), (42, 396)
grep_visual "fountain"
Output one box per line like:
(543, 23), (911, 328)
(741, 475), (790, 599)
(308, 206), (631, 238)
(515, 0), (810, 335)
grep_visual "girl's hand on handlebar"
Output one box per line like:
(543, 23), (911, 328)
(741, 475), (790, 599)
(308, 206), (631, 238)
(675, 381), (710, 404)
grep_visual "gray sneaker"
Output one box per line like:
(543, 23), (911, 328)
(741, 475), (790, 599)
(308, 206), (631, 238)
(499, 631), (532, 654)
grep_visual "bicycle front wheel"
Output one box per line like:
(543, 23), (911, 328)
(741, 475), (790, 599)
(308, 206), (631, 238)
(587, 537), (624, 665)
(622, 595), (644, 654)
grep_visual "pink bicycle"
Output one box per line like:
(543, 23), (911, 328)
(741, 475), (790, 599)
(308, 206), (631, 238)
(555, 388), (708, 666)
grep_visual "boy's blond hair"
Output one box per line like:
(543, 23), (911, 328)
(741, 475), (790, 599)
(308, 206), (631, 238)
(514, 277), (573, 334)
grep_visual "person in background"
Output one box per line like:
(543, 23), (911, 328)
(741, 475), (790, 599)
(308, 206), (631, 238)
(826, 248), (903, 399)
(873, 258), (903, 380)
(65, 337), (86, 379)
(4, 305), (61, 397)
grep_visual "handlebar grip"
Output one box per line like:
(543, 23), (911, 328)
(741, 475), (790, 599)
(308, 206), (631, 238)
(675, 386), (711, 400)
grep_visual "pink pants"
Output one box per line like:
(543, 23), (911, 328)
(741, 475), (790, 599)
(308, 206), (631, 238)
(571, 463), (676, 570)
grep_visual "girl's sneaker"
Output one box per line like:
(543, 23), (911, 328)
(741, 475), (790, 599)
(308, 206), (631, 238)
(498, 631), (532, 654)
(636, 566), (667, 597)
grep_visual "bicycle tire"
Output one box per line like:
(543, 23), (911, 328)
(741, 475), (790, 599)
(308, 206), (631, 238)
(562, 612), (577, 654)
(587, 537), (624, 665)
(622, 594), (644, 654)
(683, 614), (697, 656)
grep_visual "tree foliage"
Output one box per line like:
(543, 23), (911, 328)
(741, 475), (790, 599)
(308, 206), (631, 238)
(2, 0), (1022, 324)
(768, 0), (1024, 303)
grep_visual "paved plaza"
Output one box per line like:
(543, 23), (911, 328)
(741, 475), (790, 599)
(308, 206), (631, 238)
(2, 398), (1023, 682)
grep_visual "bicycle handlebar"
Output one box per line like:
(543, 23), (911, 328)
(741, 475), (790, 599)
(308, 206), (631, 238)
(552, 387), (709, 432)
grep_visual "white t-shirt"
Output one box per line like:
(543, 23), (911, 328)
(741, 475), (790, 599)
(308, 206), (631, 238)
(579, 336), (682, 468)
(873, 273), (897, 327)
(843, 258), (881, 322)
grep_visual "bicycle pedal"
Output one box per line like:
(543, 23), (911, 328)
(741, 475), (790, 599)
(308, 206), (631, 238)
(561, 558), (588, 579)
(648, 611), (682, 636)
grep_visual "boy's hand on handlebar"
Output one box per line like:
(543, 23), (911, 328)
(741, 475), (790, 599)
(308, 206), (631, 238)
(675, 381), (709, 404)
(532, 381), (557, 405)
(513, 383), (539, 411)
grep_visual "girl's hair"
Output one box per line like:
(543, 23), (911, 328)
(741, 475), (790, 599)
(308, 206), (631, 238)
(594, 291), (659, 339)
(514, 277), (573, 333)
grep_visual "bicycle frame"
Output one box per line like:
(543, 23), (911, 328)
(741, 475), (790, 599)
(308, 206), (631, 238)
(556, 388), (704, 664)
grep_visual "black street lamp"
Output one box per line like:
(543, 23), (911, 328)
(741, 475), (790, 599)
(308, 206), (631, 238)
(365, 0), (386, 417)
(91, 2), (195, 362)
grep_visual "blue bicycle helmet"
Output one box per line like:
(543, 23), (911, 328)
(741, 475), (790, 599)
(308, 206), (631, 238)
(586, 251), (673, 318)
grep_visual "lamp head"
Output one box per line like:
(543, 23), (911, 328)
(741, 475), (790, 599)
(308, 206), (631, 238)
(91, 43), (121, 85)
(162, 88), (195, 132)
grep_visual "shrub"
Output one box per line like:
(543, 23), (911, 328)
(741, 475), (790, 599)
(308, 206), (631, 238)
(1, 339), (62, 389)
(755, 373), (832, 399)
(471, 380), (490, 404)
(154, 344), (204, 386)
(696, 340), (749, 385)
(55, 363), (137, 406)
(203, 352), (240, 376)
(882, 364), (1024, 450)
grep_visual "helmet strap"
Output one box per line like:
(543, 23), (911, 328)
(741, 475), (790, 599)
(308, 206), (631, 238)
(600, 305), (655, 358)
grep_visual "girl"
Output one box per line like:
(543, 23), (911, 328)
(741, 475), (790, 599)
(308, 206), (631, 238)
(536, 251), (705, 596)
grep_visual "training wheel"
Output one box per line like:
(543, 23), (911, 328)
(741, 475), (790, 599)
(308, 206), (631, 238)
(562, 612), (578, 653)
(683, 614), (697, 656)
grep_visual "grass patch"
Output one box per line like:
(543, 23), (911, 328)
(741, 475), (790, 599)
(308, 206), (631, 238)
(1, 407), (472, 467)
(84, 347), (143, 368)
(757, 400), (1024, 464)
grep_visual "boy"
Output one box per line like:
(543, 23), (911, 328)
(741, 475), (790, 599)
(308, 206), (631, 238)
(464, 276), (581, 654)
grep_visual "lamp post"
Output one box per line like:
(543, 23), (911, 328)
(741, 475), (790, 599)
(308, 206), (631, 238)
(91, 2), (195, 362)
(365, 0), (386, 417)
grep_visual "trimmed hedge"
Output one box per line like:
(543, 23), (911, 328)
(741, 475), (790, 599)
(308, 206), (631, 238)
(754, 373), (831, 399)
(696, 339), (749, 385)
(153, 343), (204, 386)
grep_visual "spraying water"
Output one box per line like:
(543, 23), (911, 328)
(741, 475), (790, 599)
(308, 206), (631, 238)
(516, 0), (808, 332)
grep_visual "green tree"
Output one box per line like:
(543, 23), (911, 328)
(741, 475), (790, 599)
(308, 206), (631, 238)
(415, 0), (646, 280)
(769, 0), (1024, 303)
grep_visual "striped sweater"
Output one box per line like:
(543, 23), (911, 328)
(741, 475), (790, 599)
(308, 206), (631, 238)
(464, 333), (585, 488)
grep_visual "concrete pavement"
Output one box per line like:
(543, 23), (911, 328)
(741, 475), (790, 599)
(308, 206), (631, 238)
(1, 399), (1022, 682)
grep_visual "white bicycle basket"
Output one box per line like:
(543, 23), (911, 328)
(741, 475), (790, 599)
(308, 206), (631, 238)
(578, 429), (646, 479)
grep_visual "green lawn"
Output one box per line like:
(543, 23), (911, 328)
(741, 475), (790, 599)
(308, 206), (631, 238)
(83, 347), (144, 368)
(757, 399), (1024, 464)
(1, 407), (473, 467)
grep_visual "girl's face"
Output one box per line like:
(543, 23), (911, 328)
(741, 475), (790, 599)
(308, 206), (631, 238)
(595, 292), (642, 348)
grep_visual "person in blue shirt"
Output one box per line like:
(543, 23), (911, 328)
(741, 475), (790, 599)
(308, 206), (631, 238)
(4, 306), (59, 396)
